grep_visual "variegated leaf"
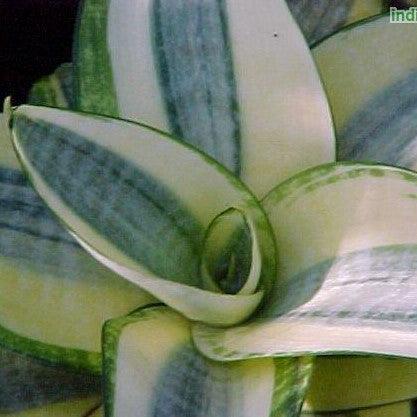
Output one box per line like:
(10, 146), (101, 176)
(102, 305), (312, 417)
(194, 164), (417, 361)
(10, 104), (276, 327)
(0, 112), (151, 370)
(313, 15), (417, 169)
(74, 0), (334, 197)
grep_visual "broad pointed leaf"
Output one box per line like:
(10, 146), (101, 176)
(102, 305), (312, 417)
(299, 19), (417, 408)
(313, 15), (417, 169)
(0, 112), (151, 369)
(74, 0), (334, 196)
(286, 0), (386, 45)
(11, 104), (276, 326)
(194, 163), (417, 359)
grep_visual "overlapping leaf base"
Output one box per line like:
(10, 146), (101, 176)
(3, 1), (417, 417)
(102, 306), (312, 417)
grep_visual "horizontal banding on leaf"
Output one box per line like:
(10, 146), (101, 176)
(10, 104), (277, 327)
(0, 107), (153, 369)
(313, 14), (417, 170)
(75, 0), (335, 197)
(193, 163), (417, 361)
(102, 305), (308, 417)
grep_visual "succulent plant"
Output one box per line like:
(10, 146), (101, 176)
(1, 1), (417, 416)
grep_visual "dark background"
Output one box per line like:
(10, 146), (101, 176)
(0, 0), (410, 105)
(0, 0), (80, 104)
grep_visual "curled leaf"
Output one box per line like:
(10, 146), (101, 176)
(10, 104), (276, 327)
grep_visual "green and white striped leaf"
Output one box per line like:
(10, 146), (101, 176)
(286, 0), (386, 45)
(102, 305), (312, 417)
(313, 15), (417, 168)
(28, 63), (75, 109)
(302, 400), (413, 417)
(0, 112), (152, 369)
(0, 347), (100, 413)
(194, 163), (417, 359)
(11, 104), (276, 326)
(304, 356), (417, 412)
(200, 208), (261, 295)
(1, 397), (102, 417)
(74, 0), (334, 196)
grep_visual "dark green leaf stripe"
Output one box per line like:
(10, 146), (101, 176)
(0, 163), (148, 368)
(151, 347), (306, 417)
(198, 238), (417, 385)
(0, 168), (82, 266)
(103, 306), (310, 417)
(74, 0), (336, 198)
(0, 347), (100, 412)
(74, 0), (118, 116)
(152, 0), (240, 174)
(13, 114), (204, 286)
(194, 241), (417, 359)
(338, 70), (417, 167)
(101, 306), (175, 417)
(0, 166), (104, 372)
(287, 0), (353, 45)
(152, 344), (230, 417)
(312, 14), (417, 169)
(264, 244), (417, 322)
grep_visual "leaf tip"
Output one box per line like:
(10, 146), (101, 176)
(3, 96), (13, 128)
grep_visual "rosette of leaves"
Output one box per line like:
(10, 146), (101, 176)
(2, 1), (417, 417)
